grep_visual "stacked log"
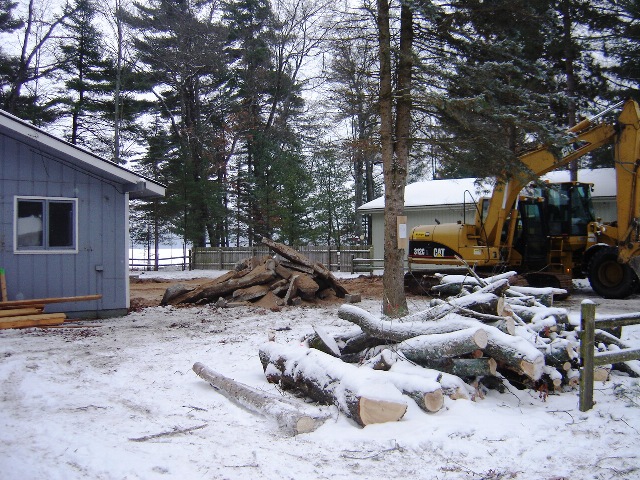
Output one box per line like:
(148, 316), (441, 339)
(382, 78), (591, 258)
(164, 238), (350, 308)
(259, 271), (640, 426)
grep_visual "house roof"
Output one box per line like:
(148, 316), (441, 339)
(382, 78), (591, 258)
(358, 168), (616, 213)
(0, 109), (165, 199)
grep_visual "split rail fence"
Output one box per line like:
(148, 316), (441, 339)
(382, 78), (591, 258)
(579, 300), (640, 411)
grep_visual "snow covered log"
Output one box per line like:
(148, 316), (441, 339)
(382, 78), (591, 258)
(192, 362), (330, 435)
(259, 343), (408, 426)
(430, 272), (517, 295)
(338, 304), (491, 342)
(392, 327), (489, 364)
(427, 280), (510, 313)
(483, 327), (545, 380)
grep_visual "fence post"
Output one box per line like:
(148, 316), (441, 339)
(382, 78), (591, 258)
(579, 300), (597, 412)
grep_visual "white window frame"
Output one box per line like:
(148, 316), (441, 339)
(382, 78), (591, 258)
(13, 196), (79, 254)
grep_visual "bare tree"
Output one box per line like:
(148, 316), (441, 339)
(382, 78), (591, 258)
(377, 0), (412, 317)
(3, 0), (79, 116)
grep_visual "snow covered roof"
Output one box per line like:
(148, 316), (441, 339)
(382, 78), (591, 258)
(359, 168), (616, 212)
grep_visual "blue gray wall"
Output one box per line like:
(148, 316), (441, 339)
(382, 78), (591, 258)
(0, 126), (129, 317)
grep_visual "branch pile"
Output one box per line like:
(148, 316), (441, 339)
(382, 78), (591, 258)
(163, 237), (350, 308)
(259, 271), (640, 426)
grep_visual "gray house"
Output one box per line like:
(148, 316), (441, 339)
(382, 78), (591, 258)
(359, 169), (617, 260)
(0, 110), (165, 318)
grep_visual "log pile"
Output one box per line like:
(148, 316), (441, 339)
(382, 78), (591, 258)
(258, 270), (640, 426)
(164, 237), (350, 308)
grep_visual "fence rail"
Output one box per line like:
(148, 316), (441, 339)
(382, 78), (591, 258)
(579, 300), (640, 411)
(191, 245), (374, 272)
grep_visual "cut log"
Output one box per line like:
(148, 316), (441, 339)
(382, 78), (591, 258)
(170, 264), (277, 305)
(192, 362), (330, 435)
(259, 343), (407, 426)
(370, 370), (444, 413)
(310, 325), (341, 357)
(295, 274), (319, 300)
(338, 304), (488, 343)
(393, 328), (489, 364)
(384, 353), (474, 400)
(260, 237), (349, 297)
(406, 280), (510, 323)
(232, 284), (270, 302)
(283, 275), (299, 305)
(540, 338), (578, 371)
(423, 357), (498, 378)
(483, 326), (545, 380)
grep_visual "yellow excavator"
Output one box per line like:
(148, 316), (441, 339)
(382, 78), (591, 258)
(407, 99), (640, 298)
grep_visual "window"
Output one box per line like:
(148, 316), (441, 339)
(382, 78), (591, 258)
(14, 197), (78, 253)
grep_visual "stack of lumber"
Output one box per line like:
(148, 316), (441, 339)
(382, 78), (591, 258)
(163, 237), (350, 308)
(258, 270), (640, 426)
(0, 295), (102, 329)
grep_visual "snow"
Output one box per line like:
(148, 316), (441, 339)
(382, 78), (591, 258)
(2, 271), (640, 480)
(358, 168), (615, 211)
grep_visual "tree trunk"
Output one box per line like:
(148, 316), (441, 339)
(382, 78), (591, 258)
(259, 343), (407, 426)
(377, 0), (408, 317)
(192, 362), (330, 435)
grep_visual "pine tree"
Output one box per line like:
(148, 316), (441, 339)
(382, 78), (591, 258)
(125, 0), (229, 247)
(54, 0), (113, 148)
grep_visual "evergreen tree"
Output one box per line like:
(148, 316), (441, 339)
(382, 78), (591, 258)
(223, 0), (309, 245)
(432, 0), (562, 179)
(125, 0), (229, 247)
(606, 0), (640, 99)
(54, 0), (113, 148)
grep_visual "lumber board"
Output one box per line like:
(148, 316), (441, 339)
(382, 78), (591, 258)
(0, 268), (7, 302)
(0, 307), (42, 317)
(0, 313), (66, 329)
(0, 294), (102, 308)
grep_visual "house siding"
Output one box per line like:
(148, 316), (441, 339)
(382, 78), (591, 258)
(0, 127), (128, 316)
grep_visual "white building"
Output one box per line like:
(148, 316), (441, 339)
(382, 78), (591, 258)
(358, 168), (616, 259)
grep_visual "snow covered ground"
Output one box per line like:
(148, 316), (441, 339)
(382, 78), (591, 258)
(1, 271), (639, 480)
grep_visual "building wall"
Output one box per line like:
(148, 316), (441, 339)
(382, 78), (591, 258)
(368, 199), (616, 261)
(0, 130), (128, 316)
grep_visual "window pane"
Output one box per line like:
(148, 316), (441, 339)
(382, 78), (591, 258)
(17, 200), (44, 247)
(48, 202), (74, 247)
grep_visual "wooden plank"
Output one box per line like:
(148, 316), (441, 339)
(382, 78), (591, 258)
(0, 294), (102, 308)
(0, 304), (46, 310)
(0, 268), (7, 302)
(0, 313), (67, 323)
(0, 307), (42, 318)
(0, 314), (66, 329)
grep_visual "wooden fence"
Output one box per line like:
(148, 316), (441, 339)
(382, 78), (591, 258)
(191, 245), (375, 272)
(579, 300), (640, 411)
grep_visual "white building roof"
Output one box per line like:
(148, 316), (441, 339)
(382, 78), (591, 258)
(359, 168), (616, 212)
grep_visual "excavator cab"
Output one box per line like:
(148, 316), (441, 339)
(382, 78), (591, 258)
(511, 197), (549, 269)
(540, 182), (595, 237)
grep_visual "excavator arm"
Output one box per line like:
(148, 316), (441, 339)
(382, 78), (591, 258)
(481, 101), (640, 248)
